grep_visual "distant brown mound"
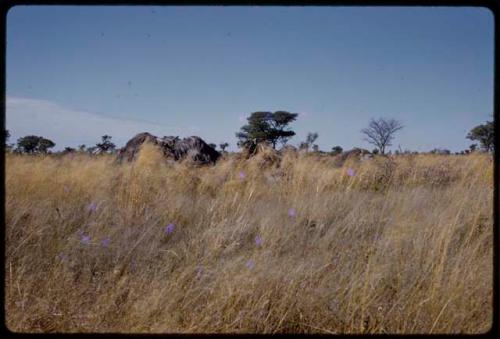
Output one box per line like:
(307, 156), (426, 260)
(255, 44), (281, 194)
(117, 132), (221, 165)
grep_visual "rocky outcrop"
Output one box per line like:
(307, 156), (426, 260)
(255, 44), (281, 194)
(339, 148), (373, 162)
(117, 132), (221, 165)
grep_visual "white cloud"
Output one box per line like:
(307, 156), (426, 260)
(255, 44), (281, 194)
(6, 96), (194, 150)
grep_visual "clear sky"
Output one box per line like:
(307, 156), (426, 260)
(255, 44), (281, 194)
(6, 5), (494, 152)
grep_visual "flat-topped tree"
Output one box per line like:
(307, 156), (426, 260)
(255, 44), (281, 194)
(219, 142), (229, 152)
(236, 111), (298, 151)
(331, 146), (343, 156)
(38, 138), (55, 153)
(16, 135), (55, 154)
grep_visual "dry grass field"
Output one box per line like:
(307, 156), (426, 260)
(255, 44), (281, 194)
(4, 144), (494, 333)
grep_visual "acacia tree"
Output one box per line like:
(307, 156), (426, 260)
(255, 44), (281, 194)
(38, 138), (56, 153)
(236, 111), (298, 151)
(331, 146), (343, 155)
(361, 118), (403, 155)
(467, 120), (494, 152)
(16, 135), (56, 154)
(96, 135), (116, 154)
(16, 135), (39, 153)
(219, 142), (229, 152)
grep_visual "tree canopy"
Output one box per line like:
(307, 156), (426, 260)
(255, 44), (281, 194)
(16, 135), (56, 154)
(236, 111), (298, 151)
(467, 120), (494, 152)
(331, 146), (343, 155)
(96, 135), (116, 154)
(361, 118), (403, 155)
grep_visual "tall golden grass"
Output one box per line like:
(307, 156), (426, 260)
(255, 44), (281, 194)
(5, 144), (493, 333)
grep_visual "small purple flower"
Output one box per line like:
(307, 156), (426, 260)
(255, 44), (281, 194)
(101, 237), (111, 247)
(130, 259), (137, 272)
(347, 168), (355, 177)
(87, 201), (97, 213)
(164, 223), (175, 235)
(288, 208), (297, 218)
(57, 252), (67, 262)
(195, 266), (203, 278)
(63, 185), (70, 193)
(245, 259), (255, 270)
(239, 171), (246, 180)
(80, 234), (91, 245)
(255, 235), (262, 247)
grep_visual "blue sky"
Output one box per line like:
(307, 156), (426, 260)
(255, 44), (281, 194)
(6, 6), (494, 152)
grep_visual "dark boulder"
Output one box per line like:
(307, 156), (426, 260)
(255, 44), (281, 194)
(117, 132), (221, 165)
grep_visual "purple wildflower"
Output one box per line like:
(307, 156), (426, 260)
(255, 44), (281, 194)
(87, 201), (97, 213)
(255, 235), (262, 247)
(57, 252), (67, 262)
(239, 171), (246, 180)
(130, 259), (137, 272)
(164, 223), (175, 235)
(63, 185), (70, 193)
(195, 266), (204, 278)
(80, 234), (91, 245)
(101, 237), (111, 247)
(288, 208), (297, 218)
(347, 168), (355, 177)
(245, 259), (255, 270)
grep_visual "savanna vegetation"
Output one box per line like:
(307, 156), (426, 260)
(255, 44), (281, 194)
(5, 143), (493, 333)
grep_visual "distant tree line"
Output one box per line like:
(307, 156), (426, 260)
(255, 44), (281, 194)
(4, 132), (117, 155)
(4, 115), (494, 156)
(235, 111), (494, 156)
